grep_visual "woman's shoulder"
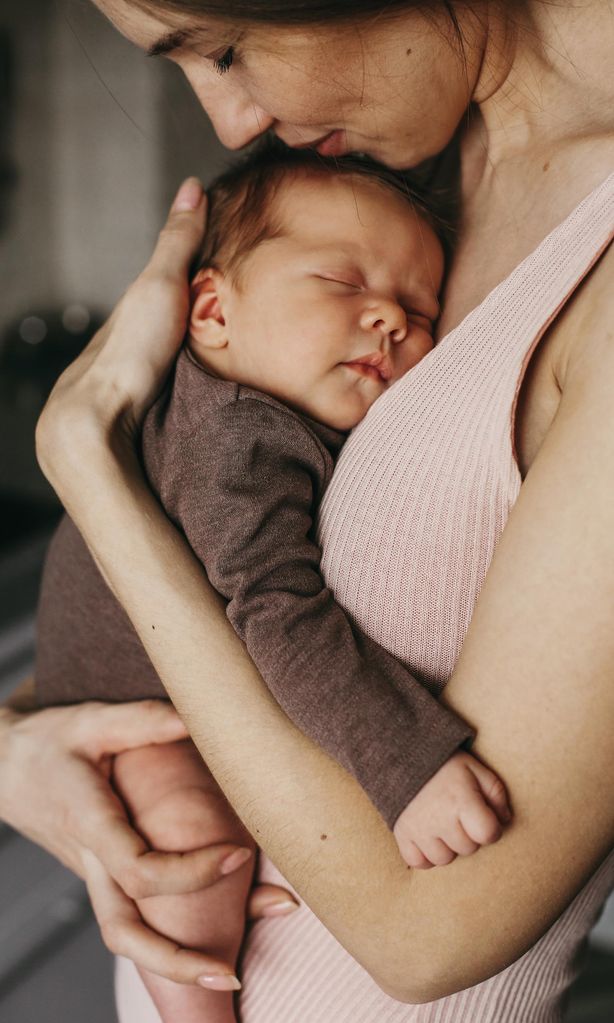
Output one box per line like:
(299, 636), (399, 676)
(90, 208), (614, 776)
(515, 234), (613, 476)
(551, 241), (614, 390)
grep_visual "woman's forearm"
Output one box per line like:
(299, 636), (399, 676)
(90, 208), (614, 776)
(56, 427), (614, 1004)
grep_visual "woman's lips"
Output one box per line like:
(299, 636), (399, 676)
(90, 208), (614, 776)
(283, 129), (349, 157)
(315, 130), (348, 157)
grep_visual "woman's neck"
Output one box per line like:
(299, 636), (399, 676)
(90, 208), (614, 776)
(464, 0), (614, 190)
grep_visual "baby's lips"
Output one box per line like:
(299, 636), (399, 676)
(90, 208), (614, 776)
(343, 352), (393, 382)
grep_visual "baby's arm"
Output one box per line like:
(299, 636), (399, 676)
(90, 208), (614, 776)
(164, 398), (509, 861)
(112, 740), (255, 1023)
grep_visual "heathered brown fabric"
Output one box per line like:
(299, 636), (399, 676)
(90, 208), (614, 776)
(36, 347), (474, 827)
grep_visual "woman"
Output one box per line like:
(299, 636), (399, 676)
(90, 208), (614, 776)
(4, 0), (614, 1019)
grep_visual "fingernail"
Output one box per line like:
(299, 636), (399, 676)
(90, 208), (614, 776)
(220, 847), (253, 875)
(173, 177), (204, 212)
(260, 899), (300, 917)
(198, 974), (241, 992)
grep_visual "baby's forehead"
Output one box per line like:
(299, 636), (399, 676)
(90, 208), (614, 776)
(273, 172), (428, 249)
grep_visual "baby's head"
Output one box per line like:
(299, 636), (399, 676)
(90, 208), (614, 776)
(188, 140), (444, 431)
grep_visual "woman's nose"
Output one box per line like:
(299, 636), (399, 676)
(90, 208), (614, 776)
(360, 299), (408, 343)
(184, 69), (275, 150)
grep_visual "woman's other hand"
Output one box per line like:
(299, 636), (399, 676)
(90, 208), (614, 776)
(0, 696), (298, 984)
(36, 177), (207, 489)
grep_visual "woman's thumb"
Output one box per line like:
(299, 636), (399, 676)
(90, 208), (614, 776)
(172, 177), (205, 213)
(150, 177), (208, 280)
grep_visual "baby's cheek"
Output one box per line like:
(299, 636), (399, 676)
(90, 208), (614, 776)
(322, 377), (374, 431)
(404, 328), (435, 371)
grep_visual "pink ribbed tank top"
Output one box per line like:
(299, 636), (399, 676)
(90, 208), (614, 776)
(319, 170), (614, 691)
(115, 172), (614, 1023)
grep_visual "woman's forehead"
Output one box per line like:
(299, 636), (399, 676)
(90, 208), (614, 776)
(91, 0), (222, 53)
(93, 0), (346, 55)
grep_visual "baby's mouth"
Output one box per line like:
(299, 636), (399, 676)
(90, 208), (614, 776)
(342, 352), (393, 383)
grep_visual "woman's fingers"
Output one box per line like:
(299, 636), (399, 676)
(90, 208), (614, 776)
(81, 803), (251, 899)
(60, 705), (251, 900)
(148, 178), (207, 281)
(247, 883), (300, 919)
(70, 700), (189, 759)
(83, 852), (239, 988)
(36, 176), (209, 473)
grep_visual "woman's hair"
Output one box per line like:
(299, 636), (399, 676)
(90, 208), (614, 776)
(128, 1), (462, 27)
(198, 136), (443, 281)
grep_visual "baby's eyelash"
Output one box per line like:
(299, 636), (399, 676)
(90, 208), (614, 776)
(318, 275), (362, 290)
(213, 47), (234, 75)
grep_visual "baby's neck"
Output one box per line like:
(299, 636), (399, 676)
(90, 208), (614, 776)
(185, 336), (230, 383)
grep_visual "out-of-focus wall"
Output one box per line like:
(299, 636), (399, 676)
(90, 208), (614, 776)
(2, 0), (160, 323)
(49, 2), (163, 307)
(0, 0), (227, 511)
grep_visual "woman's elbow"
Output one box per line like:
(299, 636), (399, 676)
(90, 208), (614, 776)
(371, 945), (502, 1004)
(367, 949), (448, 1004)
(373, 966), (454, 1006)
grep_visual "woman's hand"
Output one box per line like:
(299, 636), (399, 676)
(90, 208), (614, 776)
(36, 178), (208, 490)
(0, 696), (298, 984)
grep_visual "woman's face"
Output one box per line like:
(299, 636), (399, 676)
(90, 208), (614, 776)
(94, 1), (487, 168)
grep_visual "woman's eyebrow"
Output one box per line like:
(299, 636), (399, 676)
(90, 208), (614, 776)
(147, 30), (191, 58)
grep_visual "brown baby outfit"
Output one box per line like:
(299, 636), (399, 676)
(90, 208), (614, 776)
(35, 347), (474, 827)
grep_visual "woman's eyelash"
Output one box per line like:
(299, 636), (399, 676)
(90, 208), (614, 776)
(213, 47), (234, 75)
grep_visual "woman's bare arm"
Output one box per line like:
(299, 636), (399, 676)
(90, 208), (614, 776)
(36, 199), (614, 1003)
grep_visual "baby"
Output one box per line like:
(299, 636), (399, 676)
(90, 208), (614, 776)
(35, 141), (510, 1023)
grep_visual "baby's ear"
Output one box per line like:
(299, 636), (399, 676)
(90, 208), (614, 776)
(189, 267), (228, 350)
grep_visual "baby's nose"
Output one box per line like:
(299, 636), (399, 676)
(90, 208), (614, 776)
(362, 299), (408, 342)
(390, 321), (408, 343)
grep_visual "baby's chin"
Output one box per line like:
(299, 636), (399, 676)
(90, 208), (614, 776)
(303, 392), (382, 433)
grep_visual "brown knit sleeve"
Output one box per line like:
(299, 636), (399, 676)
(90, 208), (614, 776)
(164, 397), (475, 828)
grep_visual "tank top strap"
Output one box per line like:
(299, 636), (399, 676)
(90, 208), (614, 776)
(437, 171), (614, 382)
(387, 171), (614, 485)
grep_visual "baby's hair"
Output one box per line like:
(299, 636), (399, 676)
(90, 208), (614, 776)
(197, 136), (445, 283)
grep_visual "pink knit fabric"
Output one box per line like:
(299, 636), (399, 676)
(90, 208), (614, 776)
(115, 171), (614, 1022)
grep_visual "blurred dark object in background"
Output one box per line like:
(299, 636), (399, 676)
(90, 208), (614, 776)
(0, 304), (102, 406)
(0, 304), (103, 556)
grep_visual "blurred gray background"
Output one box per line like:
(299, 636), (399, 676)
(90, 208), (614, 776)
(0, 2), (612, 1020)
